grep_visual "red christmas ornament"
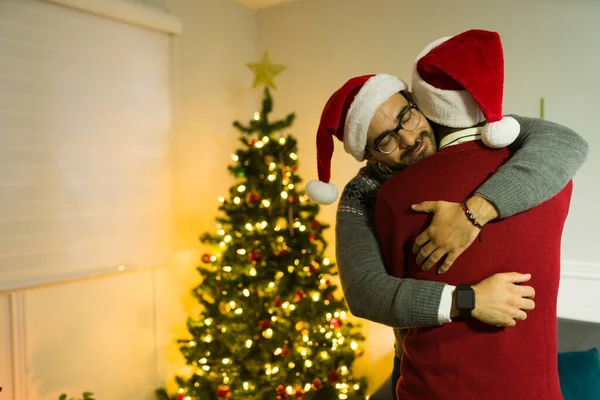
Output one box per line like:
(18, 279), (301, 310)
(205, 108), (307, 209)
(309, 262), (318, 274)
(294, 389), (305, 399)
(310, 221), (321, 230)
(216, 385), (232, 399)
(248, 249), (261, 264)
(273, 298), (283, 307)
(295, 289), (307, 301)
(326, 293), (334, 300)
(281, 347), (292, 357)
(201, 253), (212, 263)
(291, 165), (298, 171)
(259, 319), (272, 329)
(250, 139), (259, 146)
(330, 318), (342, 329)
(278, 249), (290, 258)
(177, 395), (186, 400)
(308, 233), (316, 242)
(311, 379), (323, 390)
(246, 192), (260, 204)
(276, 384), (288, 399)
(327, 370), (340, 384)
(326, 280), (332, 286)
(289, 195), (300, 204)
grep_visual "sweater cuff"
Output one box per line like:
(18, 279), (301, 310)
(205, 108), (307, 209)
(476, 175), (528, 219)
(408, 279), (446, 326)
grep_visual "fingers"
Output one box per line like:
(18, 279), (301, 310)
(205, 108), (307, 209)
(411, 201), (437, 213)
(513, 310), (528, 321)
(413, 231), (430, 254)
(520, 298), (535, 311)
(416, 241), (437, 266)
(517, 285), (536, 299)
(437, 251), (459, 275)
(503, 272), (532, 283)
(421, 248), (446, 272)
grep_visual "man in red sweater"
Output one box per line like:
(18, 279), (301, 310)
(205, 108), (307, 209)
(375, 30), (572, 399)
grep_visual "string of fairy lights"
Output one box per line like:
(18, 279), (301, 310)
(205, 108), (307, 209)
(174, 110), (365, 400)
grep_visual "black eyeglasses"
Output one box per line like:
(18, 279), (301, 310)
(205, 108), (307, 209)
(365, 94), (422, 155)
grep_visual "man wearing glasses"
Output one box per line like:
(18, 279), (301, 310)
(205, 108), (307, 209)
(306, 30), (588, 399)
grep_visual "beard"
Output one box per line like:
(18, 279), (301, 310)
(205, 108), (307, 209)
(390, 130), (437, 171)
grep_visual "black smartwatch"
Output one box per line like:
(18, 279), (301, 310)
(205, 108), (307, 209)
(455, 284), (475, 317)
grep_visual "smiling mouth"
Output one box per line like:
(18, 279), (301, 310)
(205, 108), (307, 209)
(409, 140), (424, 157)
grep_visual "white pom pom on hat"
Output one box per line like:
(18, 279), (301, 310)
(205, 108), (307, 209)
(305, 74), (407, 205)
(411, 29), (519, 148)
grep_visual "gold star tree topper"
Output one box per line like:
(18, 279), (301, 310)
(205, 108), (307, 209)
(246, 51), (286, 90)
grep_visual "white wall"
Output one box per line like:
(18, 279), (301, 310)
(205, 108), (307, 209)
(257, 0), (600, 390)
(0, 0), (257, 398)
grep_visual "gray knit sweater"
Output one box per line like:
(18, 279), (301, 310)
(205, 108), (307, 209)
(335, 115), (589, 357)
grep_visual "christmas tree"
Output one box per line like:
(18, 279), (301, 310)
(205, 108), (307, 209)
(156, 52), (367, 400)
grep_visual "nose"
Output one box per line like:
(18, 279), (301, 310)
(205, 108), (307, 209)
(397, 129), (420, 148)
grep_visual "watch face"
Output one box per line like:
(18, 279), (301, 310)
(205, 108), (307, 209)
(457, 288), (475, 310)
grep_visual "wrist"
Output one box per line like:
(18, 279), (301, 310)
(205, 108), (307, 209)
(465, 195), (499, 226)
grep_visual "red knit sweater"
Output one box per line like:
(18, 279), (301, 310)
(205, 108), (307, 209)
(375, 141), (572, 400)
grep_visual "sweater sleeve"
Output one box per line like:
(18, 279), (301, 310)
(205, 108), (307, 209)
(475, 115), (589, 218)
(335, 174), (445, 328)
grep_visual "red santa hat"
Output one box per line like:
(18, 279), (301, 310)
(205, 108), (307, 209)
(411, 29), (519, 148)
(305, 74), (408, 205)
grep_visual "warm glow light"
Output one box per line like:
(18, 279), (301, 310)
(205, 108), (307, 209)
(279, 137), (286, 145)
(250, 268), (257, 276)
(200, 358), (207, 364)
(223, 266), (232, 272)
(205, 318), (213, 325)
(287, 266), (294, 273)
(245, 223), (253, 230)
(232, 155), (239, 161)
(262, 199), (271, 207)
(237, 185), (246, 192)
(218, 196), (225, 203)
(204, 335), (213, 343)
(288, 362), (295, 368)
(268, 174), (276, 181)
(274, 348), (282, 355)
(237, 249), (246, 255)
(299, 225), (306, 232)
(235, 308), (243, 315)
(255, 141), (264, 148)
(234, 197), (241, 204)
(323, 258), (331, 265)
(246, 340), (253, 348)
(290, 153), (298, 160)
(243, 289), (250, 297)
(223, 358), (230, 364)
(281, 191), (288, 199)
(312, 293), (320, 301)
(268, 282), (275, 288)
(351, 341), (359, 351)
(287, 184), (294, 190)
(243, 382), (250, 390)
(224, 235), (232, 243)
(263, 328), (273, 339)
(305, 360), (313, 368)
(253, 111), (260, 120)
(262, 136), (269, 143)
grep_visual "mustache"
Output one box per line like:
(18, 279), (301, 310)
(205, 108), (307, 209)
(400, 131), (430, 161)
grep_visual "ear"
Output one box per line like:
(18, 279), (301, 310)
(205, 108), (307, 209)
(363, 149), (375, 162)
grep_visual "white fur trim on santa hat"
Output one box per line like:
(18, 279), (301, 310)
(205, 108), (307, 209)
(306, 179), (339, 205)
(411, 36), (485, 128)
(343, 74), (408, 161)
(481, 116), (520, 148)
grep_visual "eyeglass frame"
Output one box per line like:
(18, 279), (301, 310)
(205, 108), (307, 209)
(364, 91), (422, 155)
